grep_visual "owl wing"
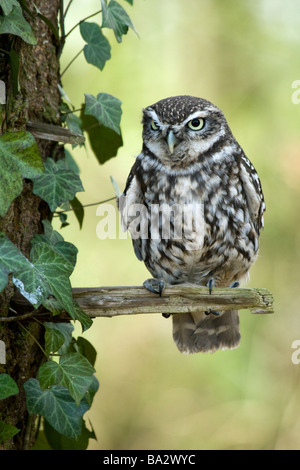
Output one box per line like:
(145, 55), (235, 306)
(239, 153), (266, 235)
(118, 156), (145, 261)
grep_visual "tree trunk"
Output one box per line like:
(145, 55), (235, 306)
(0, 0), (61, 450)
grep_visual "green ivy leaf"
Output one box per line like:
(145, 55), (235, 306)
(0, 373), (19, 399)
(0, 420), (19, 443)
(0, 130), (44, 217)
(44, 327), (65, 355)
(76, 337), (97, 367)
(0, 229), (92, 331)
(58, 212), (69, 228)
(64, 149), (80, 174)
(29, 242), (86, 324)
(33, 219), (64, 247)
(64, 114), (84, 144)
(80, 22), (111, 71)
(32, 158), (84, 212)
(81, 111), (123, 164)
(84, 92), (122, 135)
(42, 296), (63, 316)
(70, 196), (84, 229)
(0, 233), (24, 291)
(9, 234), (78, 309)
(43, 418), (96, 450)
(0, 232), (45, 305)
(84, 375), (100, 408)
(67, 301), (92, 332)
(101, 0), (137, 43)
(35, 240), (77, 275)
(23, 379), (89, 439)
(32, 223), (92, 330)
(61, 107), (84, 149)
(0, 5), (37, 45)
(0, 0), (19, 16)
(31, 240), (77, 277)
(38, 353), (95, 406)
(44, 322), (74, 355)
(0, 131), (44, 179)
(38, 243), (92, 329)
(0, 232), (44, 304)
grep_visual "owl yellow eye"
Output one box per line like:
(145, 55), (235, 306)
(188, 118), (204, 131)
(151, 120), (159, 131)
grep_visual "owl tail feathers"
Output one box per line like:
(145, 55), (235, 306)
(172, 310), (240, 354)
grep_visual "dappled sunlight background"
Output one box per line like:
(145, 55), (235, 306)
(53, 0), (300, 449)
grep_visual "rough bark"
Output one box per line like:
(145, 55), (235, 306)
(0, 0), (61, 450)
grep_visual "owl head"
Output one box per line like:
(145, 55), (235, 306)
(142, 95), (233, 167)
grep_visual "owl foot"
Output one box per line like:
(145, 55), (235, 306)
(143, 278), (166, 296)
(204, 281), (239, 316)
(229, 281), (240, 288)
(143, 279), (171, 318)
(143, 278), (169, 319)
(204, 278), (219, 314)
(205, 308), (221, 316)
(206, 278), (216, 295)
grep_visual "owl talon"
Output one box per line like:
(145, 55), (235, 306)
(229, 281), (240, 288)
(206, 278), (216, 295)
(143, 278), (165, 296)
(205, 309), (221, 316)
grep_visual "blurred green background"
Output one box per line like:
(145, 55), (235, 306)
(54, 0), (300, 450)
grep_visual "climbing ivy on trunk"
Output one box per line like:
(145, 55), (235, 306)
(0, 0), (136, 450)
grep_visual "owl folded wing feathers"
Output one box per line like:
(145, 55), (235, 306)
(118, 157), (145, 261)
(239, 154), (265, 235)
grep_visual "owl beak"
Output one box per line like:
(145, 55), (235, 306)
(167, 130), (179, 154)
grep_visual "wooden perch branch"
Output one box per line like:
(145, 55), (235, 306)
(7, 284), (273, 323)
(72, 284), (274, 318)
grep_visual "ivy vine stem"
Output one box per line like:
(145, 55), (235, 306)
(64, 0), (74, 17)
(62, 107), (84, 115)
(0, 310), (38, 322)
(64, 9), (102, 40)
(57, 0), (65, 58)
(60, 47), (84, 77)
(17, 321), (48, 359)
(53, 196), (117, 216)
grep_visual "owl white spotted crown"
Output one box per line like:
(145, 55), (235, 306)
(145, 95), (218, 124)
